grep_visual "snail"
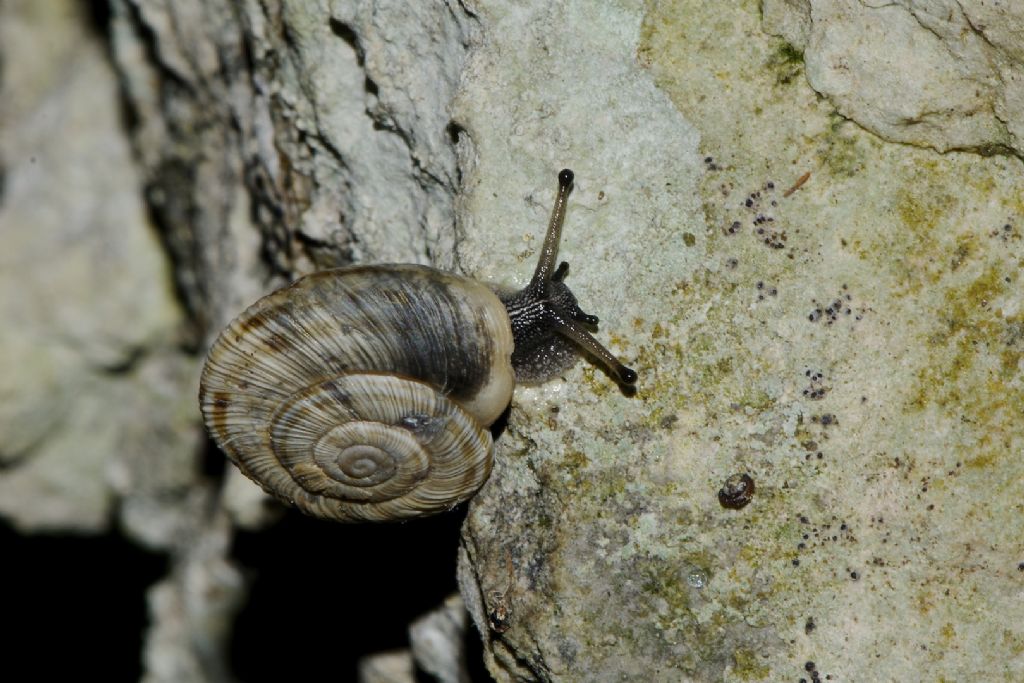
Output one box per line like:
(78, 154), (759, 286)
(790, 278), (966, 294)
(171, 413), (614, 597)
(199, 169), (636, 522)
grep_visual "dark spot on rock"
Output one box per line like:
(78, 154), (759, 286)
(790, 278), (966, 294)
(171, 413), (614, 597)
(718, 473), (755, 510)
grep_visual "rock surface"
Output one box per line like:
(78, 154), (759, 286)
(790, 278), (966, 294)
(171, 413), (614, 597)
(3, 0), (1021, 681)
(0, 0), (189, 533)
(763, 0), (1024, 156)
(458, 1), (1022, 680)
(409, 594), (473, 683)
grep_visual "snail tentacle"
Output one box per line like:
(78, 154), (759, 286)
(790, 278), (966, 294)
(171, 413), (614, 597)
(500, 169), (637, 386)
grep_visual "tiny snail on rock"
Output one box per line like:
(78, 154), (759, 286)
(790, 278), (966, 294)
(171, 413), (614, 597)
(199, 169), (636, 522)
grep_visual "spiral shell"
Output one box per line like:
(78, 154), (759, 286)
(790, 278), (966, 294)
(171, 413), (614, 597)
(199, 265), (515, 522)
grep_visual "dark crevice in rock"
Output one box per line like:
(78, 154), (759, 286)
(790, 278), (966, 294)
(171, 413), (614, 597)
(228, 508), (467, 681)
(328, 16), (365, 66)
(2, 520), (168, 680)
(144, 158), (206, 347)
(81, 0), (112, 38)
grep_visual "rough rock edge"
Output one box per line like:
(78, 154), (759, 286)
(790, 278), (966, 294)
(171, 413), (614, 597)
(762, 0), (1024, 158)
(0, 0), (190, 535)
(105, 2), (484, 680)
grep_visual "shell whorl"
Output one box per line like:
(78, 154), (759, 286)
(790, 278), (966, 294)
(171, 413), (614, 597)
(199, 265), (515, 522)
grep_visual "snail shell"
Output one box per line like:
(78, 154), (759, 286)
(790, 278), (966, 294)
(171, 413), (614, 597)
(200, 169), (637, 523)
(199, 265), (514, 522)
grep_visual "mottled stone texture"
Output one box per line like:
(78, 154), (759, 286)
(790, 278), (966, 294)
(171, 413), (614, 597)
(109, 0), (475, 337)
(763, 0), (1024, 156)
(4, 0), (1022, 681)
(0, 0), (191, 533)
(458, 0), (1022, 681)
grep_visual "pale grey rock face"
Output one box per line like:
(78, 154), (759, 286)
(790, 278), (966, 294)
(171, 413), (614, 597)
(454, 0), (1023, 681)
(358, 651), (416, 683)
(764, 0), (1024, 156)
(359, 595), (471, 683)
(409, 594), (472, 683)
(142, 517), (243, 683)
(0, 0), (188, 532)
(269, 1), (474, 268)
(7, 0), (1022, 681)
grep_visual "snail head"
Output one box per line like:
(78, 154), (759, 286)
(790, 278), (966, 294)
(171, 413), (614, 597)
(498, 169), (638, 388)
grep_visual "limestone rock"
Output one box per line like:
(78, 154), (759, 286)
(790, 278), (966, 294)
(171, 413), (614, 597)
(455, 1), (1022, 680)
(358, 651), (416, 683)
(142, 515), (244, 683)
(0, 0), (187, 532)
(409, 594), (472, 683)
(7, 0), (1021, 680)
(763, 0), (1024, 156)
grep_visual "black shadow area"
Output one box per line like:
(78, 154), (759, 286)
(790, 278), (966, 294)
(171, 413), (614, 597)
(1, 521), (167, 680)
(229, 506), (470, 681)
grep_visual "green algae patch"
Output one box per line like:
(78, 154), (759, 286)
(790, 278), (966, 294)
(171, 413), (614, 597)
(910, 264), (1022, 423)
(768, 40), (805, 86)
(732, 647), (772, 679)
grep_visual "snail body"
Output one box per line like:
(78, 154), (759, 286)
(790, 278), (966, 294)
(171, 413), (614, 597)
(199, 170), (636, 522)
